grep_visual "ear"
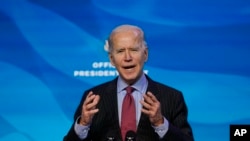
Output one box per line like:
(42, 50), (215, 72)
(143, 47), (148, 62)
(109, 53), (115, 66)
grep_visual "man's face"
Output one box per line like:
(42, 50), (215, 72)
(109, 30), (148, 85)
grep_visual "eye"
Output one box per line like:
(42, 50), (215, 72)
(116, 49), (125, 53)
(131, 47), (140, 52)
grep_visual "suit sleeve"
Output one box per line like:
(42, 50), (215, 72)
(63, 91), (92, 141)
(160, 91), (194, 141)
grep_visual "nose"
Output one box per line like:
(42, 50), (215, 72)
(124, 50), (132, 61)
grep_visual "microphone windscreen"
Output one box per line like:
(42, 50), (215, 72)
(106, 130), (116, 141)
(125, 130), (136, 141)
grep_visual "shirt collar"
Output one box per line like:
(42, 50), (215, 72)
(117, 74), (147, 94)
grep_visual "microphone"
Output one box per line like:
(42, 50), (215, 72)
(125, 130), (136, 141)
(106, 136), (115, 141)
(106, 130), (116, 141)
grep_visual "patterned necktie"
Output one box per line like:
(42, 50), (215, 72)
(121, 86), (136, 141)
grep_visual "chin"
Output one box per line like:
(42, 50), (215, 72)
(123, 75), (139, 84)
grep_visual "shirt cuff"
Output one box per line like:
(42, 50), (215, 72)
(74, 116), (90, 139)
(152, 117), (169, 138)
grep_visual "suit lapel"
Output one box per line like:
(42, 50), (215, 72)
(136, 75), (160, 140)
(104, 78), (122, 139)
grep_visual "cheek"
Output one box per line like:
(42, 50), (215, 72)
(139, 54), (147, 63)
(109, 56), (121, 66)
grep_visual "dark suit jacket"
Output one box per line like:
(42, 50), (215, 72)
(63, 75), (194, 141)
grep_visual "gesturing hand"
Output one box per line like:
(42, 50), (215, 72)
(79, 91), (100, 126)
(140, 91), (163, 126)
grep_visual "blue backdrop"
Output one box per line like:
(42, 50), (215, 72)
(0, 0), (250, 141)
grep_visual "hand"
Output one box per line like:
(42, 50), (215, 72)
(79, 91), (100, 125)
(140, 91), (163, 126)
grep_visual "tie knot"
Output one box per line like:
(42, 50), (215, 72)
(126, 86), (134, 94)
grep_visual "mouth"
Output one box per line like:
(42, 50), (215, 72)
(123, 65), (136, 70)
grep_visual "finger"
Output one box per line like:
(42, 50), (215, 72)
(140, 99), (151, 110)
(141, 107), (151, 115)
(84, 91), (96, 105)
(87, 108), (99, 115)
(85, 95), (100, 110)
(88, 95), (100, 109)
(146, 91), (158, 103)
(87, 91), (94, 98)
(143, 94), (154, 105)
(140, 101), (154, 116)
(144, 93), (161, 112)
(83, 91), (93, 104)
(93, 94), (100, 104)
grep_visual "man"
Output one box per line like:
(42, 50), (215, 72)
(63, 24), (194, 141)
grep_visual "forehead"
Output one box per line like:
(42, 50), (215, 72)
(111, 30), (141, 46)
